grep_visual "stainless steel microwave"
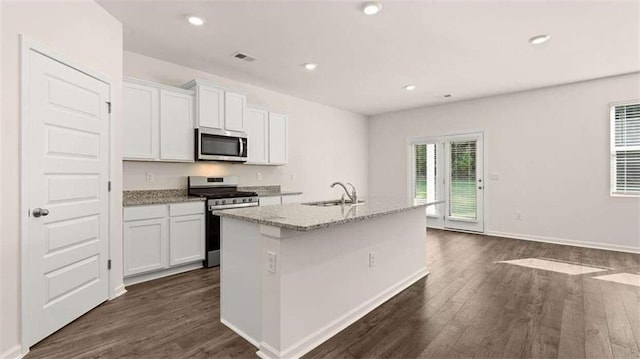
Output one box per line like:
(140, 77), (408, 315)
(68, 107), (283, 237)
(195, 128), (248, 162)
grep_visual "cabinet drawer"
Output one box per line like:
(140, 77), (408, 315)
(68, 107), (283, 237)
(170, 202), (205, 217)
(124, 205), (168, 221)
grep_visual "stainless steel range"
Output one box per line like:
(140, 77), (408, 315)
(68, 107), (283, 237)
(188, 176), (259, 267)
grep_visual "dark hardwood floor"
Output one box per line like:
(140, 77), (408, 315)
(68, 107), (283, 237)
(26, 230), (640, 359)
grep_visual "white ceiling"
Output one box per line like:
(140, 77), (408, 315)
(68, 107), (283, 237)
(98, 0), (640, 116)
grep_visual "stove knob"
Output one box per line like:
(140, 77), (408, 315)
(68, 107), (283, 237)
(232, 199), (237, 204)
(215, 200), (220, 205)
(243, 198), (248, 203)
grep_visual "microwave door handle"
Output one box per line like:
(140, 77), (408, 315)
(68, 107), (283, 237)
(239, 138), (244, 156)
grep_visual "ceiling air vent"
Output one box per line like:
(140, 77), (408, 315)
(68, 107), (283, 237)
(233, 52), (257, 62)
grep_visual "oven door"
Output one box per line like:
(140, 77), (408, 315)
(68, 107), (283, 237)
(196, 128), (248, 162)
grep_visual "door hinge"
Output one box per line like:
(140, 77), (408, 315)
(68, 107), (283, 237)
(106, 101), (112, 114)
(108, 259), (112, 270)
(108, 181), (111, 192)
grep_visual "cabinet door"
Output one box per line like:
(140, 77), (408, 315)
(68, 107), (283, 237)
(245, 108), (269, 164)
(224, 91), (247, 132)
(259, 196), (282, 206)
(170, 214), (205, 266)
(160, 90), (194, 162)
(123, 82), (159, 160)
(123, 218), (169, 277)
(198, 85), (224, 129)
(268, 112), (288, 164)
(281, 194), (303, 204)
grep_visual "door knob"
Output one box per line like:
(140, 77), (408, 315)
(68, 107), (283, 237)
(32, 208), (49, 218)
(478, 186), (483, 190)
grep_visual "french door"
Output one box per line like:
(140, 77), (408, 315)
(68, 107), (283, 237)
(410, 133), (484, 232)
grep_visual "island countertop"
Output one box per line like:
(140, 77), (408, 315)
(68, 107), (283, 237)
(213, 197), (441, 231)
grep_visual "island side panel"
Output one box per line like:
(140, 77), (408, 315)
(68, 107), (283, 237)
(220, 217), (263, 347)
(260, 207), (428, 358)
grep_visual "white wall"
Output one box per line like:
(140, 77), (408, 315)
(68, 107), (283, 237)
(369, 73), (640, 252)
(0, 1), (123, 356)
(122, 51), (369, 202)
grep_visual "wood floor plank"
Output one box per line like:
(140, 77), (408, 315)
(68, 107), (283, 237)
(25, 229), (640, 359)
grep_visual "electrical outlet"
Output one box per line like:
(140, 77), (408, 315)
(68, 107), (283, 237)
(516, 211), (523, 220)
(369, 251), (375, 267)
(267, 251), (277, 273)
(490, 173), (500, 180)
(146, 172), (154, 182)
(290, 173), (294, 181)
(257, 172), (263, 181)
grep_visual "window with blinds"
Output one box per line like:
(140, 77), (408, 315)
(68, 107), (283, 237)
(449, 140), (477, 219)
(612, 102), (640, 195)
(414, 143), (438, 215)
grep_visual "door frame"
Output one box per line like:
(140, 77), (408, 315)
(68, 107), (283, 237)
(407, 131), (487, 234)
(19, 36), (115, 353)
(443, 132), (485, 232)
(407, 136), (445, 228)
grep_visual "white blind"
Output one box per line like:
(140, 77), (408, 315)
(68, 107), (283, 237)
(612, 103), (640, 195)
(414, 143), (438, 215)
(449, 140), (477, 219)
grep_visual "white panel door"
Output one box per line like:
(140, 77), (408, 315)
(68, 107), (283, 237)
(197, 85), (224, 129)
(26, 49), (110, 346)
(123, 218), (169, 277)
(169, 214), (205, 266)
(268, 113), (288, 165)
(123, 82), (159, 160)
(246, 108), (269, 164)
(160, 89), (194, 162)
(444, 133), (484, 232)
(225, 91), (246, 132)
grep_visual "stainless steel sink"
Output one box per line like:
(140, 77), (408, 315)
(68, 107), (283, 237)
(303, 199), (365, 207)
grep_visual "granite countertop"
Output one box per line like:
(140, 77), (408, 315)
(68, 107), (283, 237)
(123, 189), (205, 207)
(238, 185), (302, 197)
(214, 197), (441, 232)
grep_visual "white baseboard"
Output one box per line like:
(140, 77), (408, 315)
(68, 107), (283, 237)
(123, 262), (203, 286)
(111, 284), (127, 300)
(487, 231), (640, 254)
(221, 318), (260, 348)
(1, 345), (24, 359)
(256, 267), (430, 359)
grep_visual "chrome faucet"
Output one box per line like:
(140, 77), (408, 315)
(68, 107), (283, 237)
(330, 182), (357, 204)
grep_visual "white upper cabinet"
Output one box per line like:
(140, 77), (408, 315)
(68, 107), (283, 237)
(183, 79), (246, 132)
(160, 90), (194, 161)
(123, 82), (159, 160)
(195, 84), (224, 129)
(269, 112), (288, 165)
(246, 108), (269, 164)
(123, 77), (194, 162)
(224, 91), (247, 132)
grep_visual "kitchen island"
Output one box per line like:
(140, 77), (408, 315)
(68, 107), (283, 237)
(215, 198), (437, 359)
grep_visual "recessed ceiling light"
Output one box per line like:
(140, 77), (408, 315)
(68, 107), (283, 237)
(404, 85), (417, 91)
(187, 16), (206, 26)
(362, 2), (382, 15)
(304, 63), (318, 71)
(529, 34), (551, 45)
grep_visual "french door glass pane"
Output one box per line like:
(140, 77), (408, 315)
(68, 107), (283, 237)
(449, 140), (477, 219)
(414, 143), (438, 215)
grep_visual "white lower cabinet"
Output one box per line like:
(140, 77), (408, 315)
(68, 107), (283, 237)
(123, 217), (169, 277)
(281, 194), (303, 204)
(170, 214), (205, 266)
(124, 202), (205, 283)
(259, 194), (302, 206)
(259, 196), (282, 206)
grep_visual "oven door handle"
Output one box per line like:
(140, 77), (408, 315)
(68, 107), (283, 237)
(239, 138), (244, 157)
